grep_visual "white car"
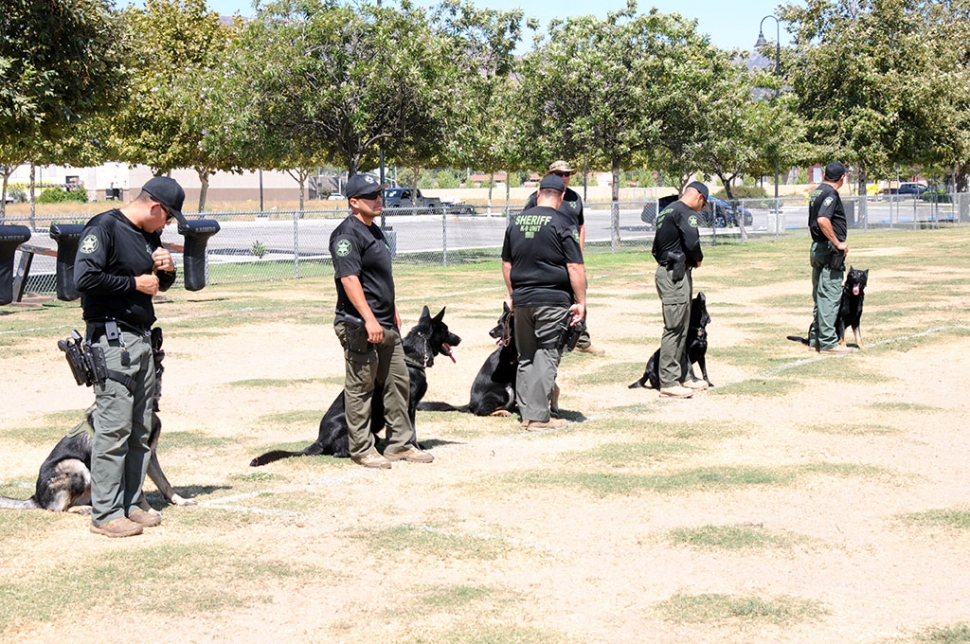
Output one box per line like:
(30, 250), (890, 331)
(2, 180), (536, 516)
(326, 193), (345, 201)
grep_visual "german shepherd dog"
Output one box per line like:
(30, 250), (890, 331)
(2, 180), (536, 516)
(786, 267), (868, 349)
(629, 292), (712, 389)
(250, 306), (461, 466)
(418, 302), (518, 417)
(0, 328), (195, 513)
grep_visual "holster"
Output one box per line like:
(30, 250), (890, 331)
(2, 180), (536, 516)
(335, 311), (372, 356)
(827, 245), (845, 271)
(666, 251), (687, 282)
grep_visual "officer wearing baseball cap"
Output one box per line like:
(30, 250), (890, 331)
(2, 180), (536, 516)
(74, 176), (180, 537)
(650, 181), (707, 398)
(806, 161), (852, 354)
(329, 174), (433, 468)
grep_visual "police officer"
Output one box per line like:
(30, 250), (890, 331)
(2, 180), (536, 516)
(74, 176), (179, 537)
(330, 173), (432, 468)
(651, 181), (707, 398)
(807, 161), (852, 354)
(522, 160), (603, 355)
(502, 173), (586, 430)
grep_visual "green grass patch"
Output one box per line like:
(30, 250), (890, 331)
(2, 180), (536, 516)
(784, 356), (894, 383)
(914, 623), (970, 643)
(710, 377), (801, 397)
(563, 440), (698, 466)
(569, 361), (644, 386)
(227, 377), (339, 388)
(868, 402), (939, 412)
(800, 422), (900, 435)
(361, 524), (513, 561)
(427, 624), (575, 644)
(900, 508), (970, 531)
(667, 523), (808, 551)
(159, 431), (234, 450)
(256, 409), (323, 426)
(418, 584), (495, 610)
(655, 592), (827, 625)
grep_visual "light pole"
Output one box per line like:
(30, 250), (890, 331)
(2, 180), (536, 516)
(755, 15), (781, 235)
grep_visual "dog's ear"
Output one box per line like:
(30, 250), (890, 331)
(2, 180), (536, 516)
(433, 307), (446, 323)
(503, 301), (511, 313)
(420, 305), (431, 321)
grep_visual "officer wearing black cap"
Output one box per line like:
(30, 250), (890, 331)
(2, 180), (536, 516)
(502, 173), (586, 430)
(74, 176), (180, 538)
(807, 161), (852, 354)
(651, 181), (706, 398)
(329, 173), (432, 468)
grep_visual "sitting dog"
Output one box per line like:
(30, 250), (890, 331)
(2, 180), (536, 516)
(418, 302), (518, 417)
(836, 267), (868, 348)
(250, 306), (461, 466)
(629, 291), (712, 389)
(786, 267), (868, 349)
(0, 328), (196, 512)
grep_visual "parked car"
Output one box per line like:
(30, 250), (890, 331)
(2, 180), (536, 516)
(326, 192), (345, 201)
(383, 187), (443, 214)
(640, 194), (680, 228)
(898, 182), (928, 197)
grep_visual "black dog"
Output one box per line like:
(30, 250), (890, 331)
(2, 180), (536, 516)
(418, 302), (518, 417)
(0, 328), (195, 512)
(250, 306), (461, 466)
(629, 292), (712, 389)
(786, 267), (868, 349)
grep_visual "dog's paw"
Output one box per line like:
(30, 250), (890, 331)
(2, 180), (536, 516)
(488, 410), (513, 417)
(171, 494), (198, 507)
(68, 505), (93, 516)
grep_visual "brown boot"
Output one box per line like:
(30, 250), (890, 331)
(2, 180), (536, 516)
(90, 517), (143, 538)
(521, 418), (569, 431)
(128, 508), (162, 528)
(352, 452), (392, 469)
(384, 446), (434, 463)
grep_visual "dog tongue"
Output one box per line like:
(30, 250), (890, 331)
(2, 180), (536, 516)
(853, 285), (860, 296)
(444, 344), (456, 362)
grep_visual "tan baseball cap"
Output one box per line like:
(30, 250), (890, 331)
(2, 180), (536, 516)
(548, 160), (575, 175)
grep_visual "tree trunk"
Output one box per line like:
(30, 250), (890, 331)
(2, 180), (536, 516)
(196, 168), (210, 212)
(487, 171), (494, 213)
(611, 153), (621, 249)
(0, 165), (10, 221)
(29, 162), (36, 229)
(856, 163), (867, 228)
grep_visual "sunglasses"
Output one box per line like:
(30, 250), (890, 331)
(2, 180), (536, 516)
(156, 201), (175, 222)
(552, 172), (571, 177)
(355, 192), (382, 201)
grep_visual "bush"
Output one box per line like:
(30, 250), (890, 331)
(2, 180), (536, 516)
(37, 186), (88, 203)
(5, 182), (28, 203)
(713, 185), (770, 200)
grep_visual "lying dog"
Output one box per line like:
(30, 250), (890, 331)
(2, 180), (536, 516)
(0, 328), (195, 512)
(250, 306), (461, 466)
(629, 291), (712, 389)
(418, 302), (518, 417)
(836, 267), (868, 348)
(787, 267), (868, 349)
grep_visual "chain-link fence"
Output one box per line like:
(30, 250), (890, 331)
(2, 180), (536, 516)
(4, 192), (968, 299)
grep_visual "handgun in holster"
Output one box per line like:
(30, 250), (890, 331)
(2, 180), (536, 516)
(827, 245), (845, 271)
(57, 330), (108, 388)
(556, 311), (587, 353)
(666, 251), (687, 282)
(334, 310), (371, 355)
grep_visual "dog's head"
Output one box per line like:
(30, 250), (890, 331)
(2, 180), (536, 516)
(846, 267), (868, 297)
(489, 302), (514, 347)
(411, 306), (462, 367)
(690, 291), (711, 330)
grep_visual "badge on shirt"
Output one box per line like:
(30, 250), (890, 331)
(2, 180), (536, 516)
(336, 239), (351, 257)
(688, 215), (699, 228)
(79, 234), (98, 254)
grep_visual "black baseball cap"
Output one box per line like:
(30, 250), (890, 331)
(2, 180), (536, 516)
(345, 173), (386, 199)
(686, 181), (709, 201)
(824, 161), (846, 181)
(142, 176), (185, 220)
(539, 174), (566, 193)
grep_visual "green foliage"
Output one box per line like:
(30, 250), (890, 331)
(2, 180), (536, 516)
(36, 186), (88, 203)
(435, 169), (461, 189)
(713, 185), (769, 200)
(250, 240), (267, 258)
(656, 593), (827, 625)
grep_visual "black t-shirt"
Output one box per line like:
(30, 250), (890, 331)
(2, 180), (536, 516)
(523, 187), (584, 227)
(74, 209), (175, 328)
(330, 215), (397, 329)
(651, 200), (704, 267)
(808, 183), (847, 243)
(501, 206), (584, 307)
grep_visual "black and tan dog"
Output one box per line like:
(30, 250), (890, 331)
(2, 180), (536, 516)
(419, 302), (518, 417)
(250, 306), (461, 466)
(0, 328), (195, 513)
(629, 292), (712, 389)
(787, 267), (868, 349)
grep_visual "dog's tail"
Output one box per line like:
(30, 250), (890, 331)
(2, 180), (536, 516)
(0, 495), (40, 510)
(628, 379), (647, 389)
(250, 440), (327, 467)
(416, 401), (469, 413)
(786, 335), (810, 345)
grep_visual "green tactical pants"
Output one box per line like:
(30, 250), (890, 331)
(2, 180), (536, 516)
(335, 323), (413, 459)
(655, 264), (693, 389)
(809, 241), (844, 351)
(513, 305), (567, 422)
(89, 327), (154, 526)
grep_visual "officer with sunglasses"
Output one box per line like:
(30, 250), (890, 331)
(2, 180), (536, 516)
(74, 176), (180, 538)
(329, 174), (433, 469)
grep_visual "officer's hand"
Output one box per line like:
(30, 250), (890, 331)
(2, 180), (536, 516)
(836, 241), (848, 254)
(152, 248), (174, 272)
(365, 318), (384, 344)
(569, 303), (585, 327)
(135, 274), (160, 296)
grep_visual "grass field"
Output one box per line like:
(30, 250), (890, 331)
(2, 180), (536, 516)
(2, 227), (970, 643)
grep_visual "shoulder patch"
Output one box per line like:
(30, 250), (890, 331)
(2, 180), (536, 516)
(79, 234), (98, 254)
(335, 239), (352, 257)
(688, 215), (699, 228)
(572, 229), (580, 242)
(823, 196), (834, 207)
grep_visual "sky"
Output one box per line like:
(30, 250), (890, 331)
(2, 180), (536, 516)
(124, 0), (794, 53)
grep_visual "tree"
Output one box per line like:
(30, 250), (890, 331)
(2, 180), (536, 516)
(516, 1), (722, 246)
(113, 0), (242, 211)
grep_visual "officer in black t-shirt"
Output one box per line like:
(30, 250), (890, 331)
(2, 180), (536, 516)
(651, 181), (706, 398)
(74, 176), (179, 538)
(522, 160), (602, 354)
(806, 161), (852, 354)
(330, 173), (432, 468)
(502, 174), (586, 430)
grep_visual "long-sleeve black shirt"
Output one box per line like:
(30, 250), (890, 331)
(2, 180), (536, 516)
(74, 209), (175, 328)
